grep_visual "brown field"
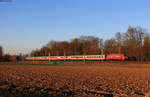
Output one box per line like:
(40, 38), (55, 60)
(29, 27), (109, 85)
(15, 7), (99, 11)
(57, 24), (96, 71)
(0, 64), (150, 97)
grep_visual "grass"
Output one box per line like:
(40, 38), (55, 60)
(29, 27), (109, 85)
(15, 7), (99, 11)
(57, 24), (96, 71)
(0, 62), (53, 66)
(0, 61), (150, 68)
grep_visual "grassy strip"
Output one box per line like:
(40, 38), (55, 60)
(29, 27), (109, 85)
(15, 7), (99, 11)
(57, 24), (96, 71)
(0, 62), (54, 66)
(0, 61), (150, 68)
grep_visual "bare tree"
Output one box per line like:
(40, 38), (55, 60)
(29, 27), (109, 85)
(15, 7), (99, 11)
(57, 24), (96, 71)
(104, 38), (117, 54)
(0, 46), (3, 61)
(115, 32), (122, 54)
(79, 36), (100, 55)
(99, 39), (104, 54)
(142, 33), (150, 61)
(70, 38), (81, 55)
(123, 26), (146, 61)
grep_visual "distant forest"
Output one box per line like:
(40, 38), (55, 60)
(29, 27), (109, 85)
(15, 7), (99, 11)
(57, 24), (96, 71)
(30, 26), (150, 62)
(1, 26), (150, 62)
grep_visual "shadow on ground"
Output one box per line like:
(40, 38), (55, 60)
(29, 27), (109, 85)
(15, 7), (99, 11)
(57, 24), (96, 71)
(0, 81), (113, 97)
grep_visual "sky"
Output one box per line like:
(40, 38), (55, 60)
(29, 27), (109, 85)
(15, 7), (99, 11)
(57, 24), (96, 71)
(0, 0), (150, 55)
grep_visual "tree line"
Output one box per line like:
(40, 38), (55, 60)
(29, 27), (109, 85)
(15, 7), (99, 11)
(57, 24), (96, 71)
(1, 26), (150, 62)
(30, 26), (150, 62)
(0, 47), (25, 62)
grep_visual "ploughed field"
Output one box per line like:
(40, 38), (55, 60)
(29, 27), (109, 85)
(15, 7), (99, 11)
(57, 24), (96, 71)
(0, 65), (150, 97)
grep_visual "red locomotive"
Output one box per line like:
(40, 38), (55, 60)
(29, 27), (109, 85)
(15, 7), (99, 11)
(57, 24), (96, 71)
(106, 54), (127, 60)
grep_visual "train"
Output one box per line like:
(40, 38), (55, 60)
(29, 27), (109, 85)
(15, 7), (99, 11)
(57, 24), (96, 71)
(25, 54), (127, 61)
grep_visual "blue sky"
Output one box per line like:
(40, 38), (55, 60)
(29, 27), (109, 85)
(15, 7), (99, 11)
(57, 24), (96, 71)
(0, 0), (150, 55)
